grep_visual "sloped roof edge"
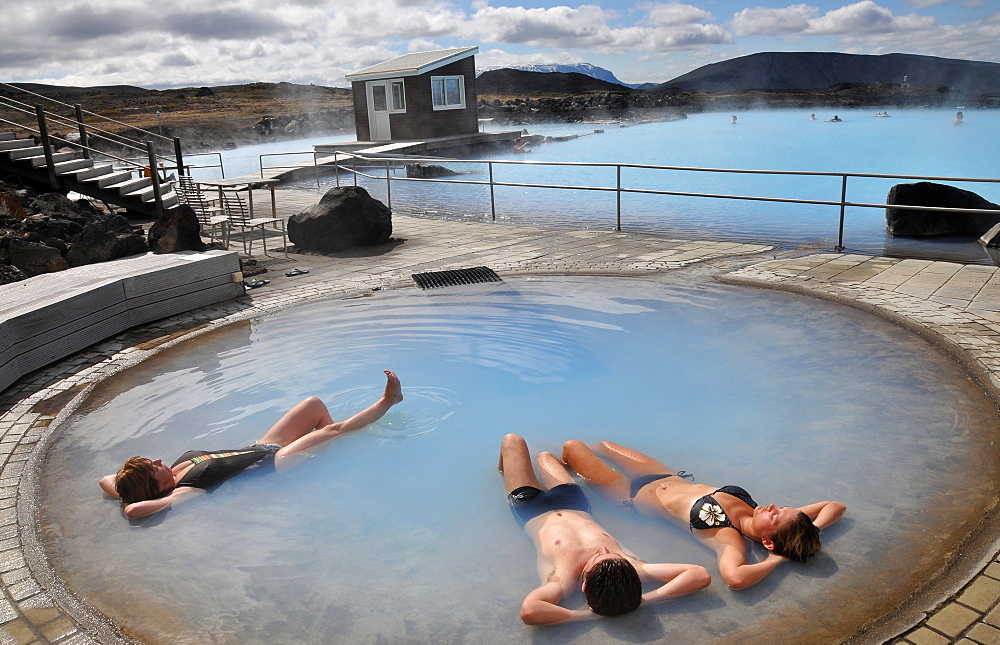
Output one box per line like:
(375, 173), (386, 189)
(346, 46), (478, 81)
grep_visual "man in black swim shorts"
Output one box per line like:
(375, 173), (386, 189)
(498, 433), (710, 625)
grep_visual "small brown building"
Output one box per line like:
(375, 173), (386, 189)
(346, 46), (479, 142)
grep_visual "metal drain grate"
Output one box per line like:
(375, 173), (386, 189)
(411, 266), (502, 289)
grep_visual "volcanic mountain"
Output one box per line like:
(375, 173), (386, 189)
(659, 52), (1000, 95)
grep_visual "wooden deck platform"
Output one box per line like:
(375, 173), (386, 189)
(231, 130), (522, 184)
(0, 250), (243, 392)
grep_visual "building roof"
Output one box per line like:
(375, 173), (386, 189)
(346, 46), (478, 82)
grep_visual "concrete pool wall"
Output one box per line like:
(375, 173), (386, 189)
(0, 211), (998, 643)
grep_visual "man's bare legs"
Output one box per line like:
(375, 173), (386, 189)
(499, 433), (543, 494)
(256, 370), (403, 458)
(499, 434), (579, 493)
(536, 451), (577, 489)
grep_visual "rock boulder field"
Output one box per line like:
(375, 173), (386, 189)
(0, 175), (224, 283)
(287, 186), (392, 253)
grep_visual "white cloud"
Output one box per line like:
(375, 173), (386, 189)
(476, 47), (584, 69)
(807, 1), (936, 35)
(731, 5), (818, 36)
(468, 5), (618, 49)
(325, 1), (465, 46)
(646, 24), (732, 48)
(841, 15), (1000, 61)
(644, 3), (716, 27)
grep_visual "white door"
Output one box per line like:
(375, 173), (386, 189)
(366, 81), (391, 141)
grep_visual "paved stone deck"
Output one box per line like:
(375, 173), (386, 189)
(0, 195), (999, 643)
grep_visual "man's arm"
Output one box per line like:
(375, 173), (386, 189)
(798, 501), (846, 529)
(637, 562), (711, 605)
(122, 487), (203, 519)
(519, 581), (600, 625)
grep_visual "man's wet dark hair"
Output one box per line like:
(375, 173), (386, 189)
(770, 511), (821, 563)
(583, 557), (642, 617)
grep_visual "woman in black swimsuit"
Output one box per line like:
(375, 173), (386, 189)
(561, 440), (845, 590)
(99, 370), (403, 519)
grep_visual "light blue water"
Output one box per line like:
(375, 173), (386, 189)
(208, 107), (998, 263)
(39, 276), (1000, 644)
(187, 132), (355, 182)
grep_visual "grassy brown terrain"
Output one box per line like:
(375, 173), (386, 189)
(0, 82), (355, 152)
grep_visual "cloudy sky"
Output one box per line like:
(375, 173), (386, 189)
(2, 0), (997, 89)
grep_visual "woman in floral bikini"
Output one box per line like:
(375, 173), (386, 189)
(561, 439), (845, 590)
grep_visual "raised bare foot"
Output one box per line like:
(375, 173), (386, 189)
(383, 370), (403, 405)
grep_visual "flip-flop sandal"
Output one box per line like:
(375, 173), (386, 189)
(285, 268), (310, 277)
(244, 278), (270, 289)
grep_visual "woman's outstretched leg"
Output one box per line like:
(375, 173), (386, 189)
(256, 397), (334, 446)
(594, 440), (677, 478)
(561, 440), (631, 504)
(270, 370), (403, 457)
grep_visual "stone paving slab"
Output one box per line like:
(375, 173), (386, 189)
(2, 207), (1000, 643)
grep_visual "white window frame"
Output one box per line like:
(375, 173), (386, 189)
(430, 75), (466, 111)
(388, 79), (406, 114)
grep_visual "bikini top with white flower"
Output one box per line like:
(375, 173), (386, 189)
(688, 485), (758, 531)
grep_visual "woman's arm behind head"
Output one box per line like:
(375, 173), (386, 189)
(99, 474), (120, 498)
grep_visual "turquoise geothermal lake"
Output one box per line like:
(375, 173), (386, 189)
(201, 107), (1000, 262)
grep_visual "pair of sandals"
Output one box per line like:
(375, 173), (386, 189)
(244, 268), (310, 291)
(244, 278), (269, 290)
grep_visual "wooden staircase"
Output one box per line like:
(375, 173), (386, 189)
(0, 131), (179, 217)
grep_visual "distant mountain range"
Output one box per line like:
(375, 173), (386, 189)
(659, 52), (1000, 95)
(476, 68), (629, 95)
(478, 52), (1000, 97)
(6, 83), (149, 95)
(477, 63), (656, 90)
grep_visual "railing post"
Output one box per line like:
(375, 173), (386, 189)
(353, 157), (357, 187)
(74, 103), (90, 160)
(836, 175), (847, 252)
(616, 165), (622, 231)
(146, 140), (164, 220)
(314, 152), (320, 189)
(35, 105), (59, 190)
(385, 160), (392, 209)
(173, 137), (185, 177)
(489, 162), (496, 222)
(335, 153), (341, 188)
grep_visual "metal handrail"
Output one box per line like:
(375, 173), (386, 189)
(0, 81), (174, 145)
(323, 150), (1000, 251)
(183, 151), (226, 177)
(0, 83), (186, 178)
(0, 95), (169, 165)
(0, 115), (163, 175)
(0, 114), (170, 215)
(259, 150), (332, 188)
